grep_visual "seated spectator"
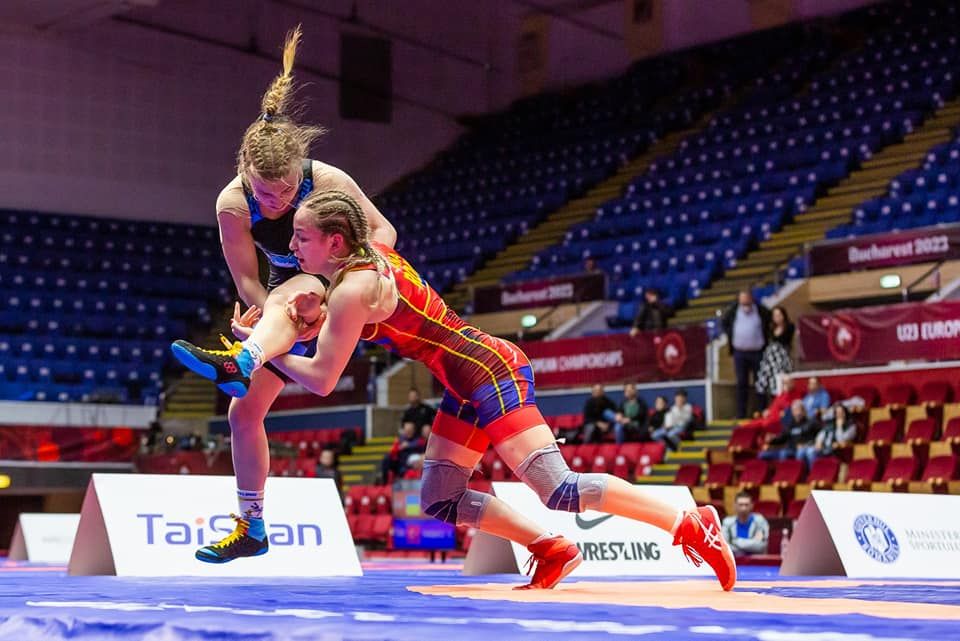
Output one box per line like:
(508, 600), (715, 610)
(647, 396), (669, 437)
(315, 448), (343, 496)
(739, 375), (801, 433)
(583, 257), (601, 274)
(380, 422), (426, 483)
(802, 376), (831, 421)
(402, 453), (424, 480)
(602, 383), (648, 443)
(796, 403), (857, 471)
(402, 388), (436, 432)
(722, 491), (770, 556)
(652, 389), (692, 451)
(582, 384), (616, 443)
(759, 399), (819, 461)
(630, 289), (671, 335)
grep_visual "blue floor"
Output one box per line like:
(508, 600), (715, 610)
(0, 562), (958, 640)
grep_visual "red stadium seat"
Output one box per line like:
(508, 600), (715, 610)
(922, 455), (959, 487)
(785, 498), (806, 520)
(371, 514), (393, 543)
(919, 381), (952, 406)
(490, 458), (509, 481)
(611, 454), (632, 480)
(353, 514), (375, 542)
(617, 443), (642, 465)
(590, 454), (612, 474)
(754, 499), (782, 519)
(576, 444), (599, 463)
(728, 428), (760, 454)
(480, 448), (499, 477)
(846, 458), (880, 489)
(866, 419), (898, 446)
(807, 457), (840, 488)
(905, 418), (937, 445)
(849, 385), (880, 409)
(739, 459), (770, 487)
(881, 456), (918, 489)
(704, 463), (733, 489)
(638, 442), (666, 465)
(294, 458), (316, 477)
(944, 417), (960, 445)
(883, 383), (916, 407)
(597, 443), (618, 464)
(373, 487), (391, 514)
(673, 464), (701, 487)
(771, 459), (804, 488)
(558, 444), (577, 465)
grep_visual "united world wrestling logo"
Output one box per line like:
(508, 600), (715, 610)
(654, 332), (687, 376)
(824, 314), (862, 362)
(853, 514), (900, 564)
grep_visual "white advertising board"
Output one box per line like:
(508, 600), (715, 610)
(8, 513), (80, 563)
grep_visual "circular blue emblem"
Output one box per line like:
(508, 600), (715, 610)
(853, 514), (900, 563)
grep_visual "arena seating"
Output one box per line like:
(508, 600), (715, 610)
(0, 211), (231, 404)
(0, 425), (137, 462)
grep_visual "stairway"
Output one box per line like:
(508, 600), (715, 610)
(635, 420), (735, 485)
(161, 371), (218, 420)
(443, 125), (714, 311)
(671, 98), (960, 326)
(339, 436), (394, 488)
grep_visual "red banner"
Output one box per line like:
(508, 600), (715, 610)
(270, 360), (370, 411)
(473, 273), (606, 313)
(808, 224), (960, 275)
(517, 326), (707, 388)
(799, 301), (960, 365)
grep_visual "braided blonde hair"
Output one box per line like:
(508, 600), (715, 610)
(299, 191), (388, 293)
(237, 25), (325, 180)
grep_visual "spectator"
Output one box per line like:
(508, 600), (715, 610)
(402, 389), (436, 432)
(755, 306), (795, 409)
(796, 403), (857, 471)
(602, 383), (648, 443)
(630, 289), (671, 335)
(582, 384), (616, 443)
(759, 399), (818, 461)
(739, 374), (801, 434)
(583, 257), (600, 274)
(380, 422), (426, 484)
(403, 453), (425, 479)
(315, 448), (343, 496)
(652, 389), (693, 451)
(722, 491), (770, 556)
(647, 396), (669, 436)
(802, 376), (831, 420)
(722, 290), (771, 419)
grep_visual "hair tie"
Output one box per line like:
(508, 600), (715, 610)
(260, 112), (275, 123)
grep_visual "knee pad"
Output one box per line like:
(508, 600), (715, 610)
(515, 443), (608, 513)
(420, 460), (490, 527)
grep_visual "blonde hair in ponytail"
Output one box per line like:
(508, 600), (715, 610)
(299, 191), (387, 294)
(237, 25), (325, 180)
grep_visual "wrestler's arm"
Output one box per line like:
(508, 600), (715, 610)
(268, 275), (372, 395)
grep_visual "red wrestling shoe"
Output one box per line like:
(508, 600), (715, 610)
(514, 534), (582, 590)
(673, 505), (737, 591)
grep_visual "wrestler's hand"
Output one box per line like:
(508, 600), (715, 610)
(286, 292), (326, 341)
(230, 301), (261, 340)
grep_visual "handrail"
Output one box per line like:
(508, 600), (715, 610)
(902, 258), (946, 302)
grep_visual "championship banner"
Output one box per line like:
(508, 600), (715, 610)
(67, 474), (361, 577)
(8, 513), (80, 563)
(518, 326), (706, 387)
(808, 224), (960, 276)
(783, 490), (960, 578)
(798, 301), (960, 365)
(472, 273), (606, 314)
(271, 360), (370, 411)
(465, 482), (709, 577)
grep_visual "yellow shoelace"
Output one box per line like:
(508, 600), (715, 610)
(197, 335), (243, 357)
(210, 513), (249, 550)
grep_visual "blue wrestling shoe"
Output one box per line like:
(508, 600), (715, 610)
(170, 336), (253, 398)
(196, 514), (268, 563)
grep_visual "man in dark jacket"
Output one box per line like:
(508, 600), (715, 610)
(721, 290), (771, 419)
(759, 400), (818, 461)
(401, 389), (436, 431)
(630, 289), (671, 336)
(582, 384), (617, 443)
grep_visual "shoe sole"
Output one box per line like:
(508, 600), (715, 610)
(195, 546), (269, 564)
(544, 550), (583, 589)
(702, 505), (737, 591)
(170, 342), (249, 398)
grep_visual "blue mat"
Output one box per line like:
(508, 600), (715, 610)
(0, 563), (958, 640)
